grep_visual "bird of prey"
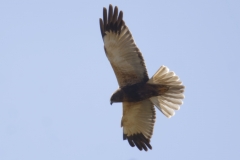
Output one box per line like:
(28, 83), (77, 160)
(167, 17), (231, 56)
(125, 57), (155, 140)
(99, 4), (185, 151)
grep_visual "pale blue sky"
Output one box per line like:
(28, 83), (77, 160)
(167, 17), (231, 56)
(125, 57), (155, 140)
(1, 0), (240, 159)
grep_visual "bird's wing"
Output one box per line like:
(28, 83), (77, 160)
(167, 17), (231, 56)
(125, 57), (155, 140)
(100, 4), (149, 87)
(121, 99), (156, 151)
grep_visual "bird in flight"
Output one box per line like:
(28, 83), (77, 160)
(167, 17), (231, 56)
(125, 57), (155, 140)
(99, 4), (185, 151)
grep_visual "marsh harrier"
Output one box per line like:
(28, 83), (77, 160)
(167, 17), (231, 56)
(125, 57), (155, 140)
(99, 4), (185, 151)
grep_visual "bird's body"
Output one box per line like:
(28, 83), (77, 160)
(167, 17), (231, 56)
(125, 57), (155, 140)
(100, 4), (185, 151)
(111, 83), (169, 103)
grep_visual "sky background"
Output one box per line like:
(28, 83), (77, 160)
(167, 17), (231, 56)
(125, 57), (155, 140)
(1, 0), (240, 159)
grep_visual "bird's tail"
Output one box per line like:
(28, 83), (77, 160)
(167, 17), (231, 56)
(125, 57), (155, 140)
(147, 66), (185, 118)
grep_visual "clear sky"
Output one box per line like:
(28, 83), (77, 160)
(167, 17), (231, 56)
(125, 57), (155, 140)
(1, 0), (240, 159)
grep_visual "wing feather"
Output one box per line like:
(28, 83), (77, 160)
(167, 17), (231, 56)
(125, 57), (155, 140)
(100, 4), (148, 87)
(121, 100), (155, 151)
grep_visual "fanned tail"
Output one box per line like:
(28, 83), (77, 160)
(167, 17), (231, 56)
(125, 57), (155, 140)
(147, 66), (185, 118)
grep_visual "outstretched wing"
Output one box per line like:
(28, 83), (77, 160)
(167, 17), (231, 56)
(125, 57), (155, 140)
(121, 99), (156, 151)
(100, 4), (149, 87)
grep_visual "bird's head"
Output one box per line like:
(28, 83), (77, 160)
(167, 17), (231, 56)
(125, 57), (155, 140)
(110, 88), (124, 105)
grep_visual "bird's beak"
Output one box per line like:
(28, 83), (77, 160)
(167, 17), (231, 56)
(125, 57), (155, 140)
(110, 101), (113, 105)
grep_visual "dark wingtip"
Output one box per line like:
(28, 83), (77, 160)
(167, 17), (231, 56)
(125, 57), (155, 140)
(123, 133), (152, 151)
(100, 4), (124, 39)
(103, 7), (107, 15)
(108, 4), (113, 24)
(99, 18), (104, 38)
(117, 11), (123, 25)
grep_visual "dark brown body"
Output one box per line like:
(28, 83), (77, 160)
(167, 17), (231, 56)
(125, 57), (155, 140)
(110, 82), (169, 104)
